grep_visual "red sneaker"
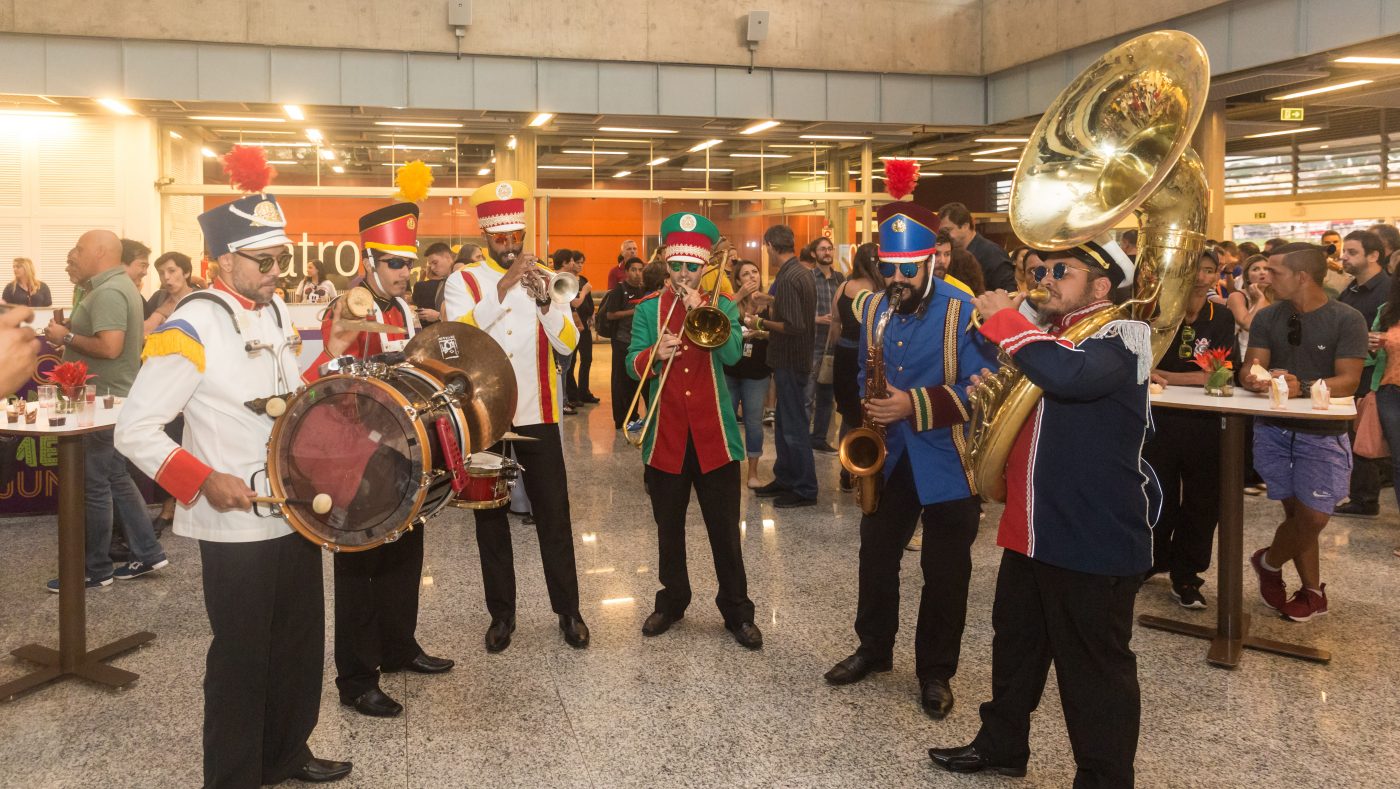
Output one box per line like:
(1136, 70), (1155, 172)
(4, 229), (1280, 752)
(1280, 584), (1328, 622)
(1250, 548), (1288, 611)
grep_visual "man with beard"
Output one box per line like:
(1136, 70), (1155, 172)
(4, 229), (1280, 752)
(930, 236), (1157, 788)
(306, 203), (456, 719)
(117, 193), (352, 785)
(442, 180), (588, 652)
(808, 236), (844, 453)
(823, 201), (997, 719)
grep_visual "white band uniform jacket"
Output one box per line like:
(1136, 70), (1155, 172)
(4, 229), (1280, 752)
(115, 282), (305, 543)
(441, 255), (580, 426)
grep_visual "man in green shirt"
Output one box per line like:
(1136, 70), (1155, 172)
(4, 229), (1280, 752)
(42, 229), (167, 590)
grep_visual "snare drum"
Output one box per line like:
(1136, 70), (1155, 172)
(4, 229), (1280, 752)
(454, 451), (520, 509)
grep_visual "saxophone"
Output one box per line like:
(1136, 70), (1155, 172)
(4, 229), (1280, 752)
(967, 30), (1210, 502)
(838, 287), (903, 515)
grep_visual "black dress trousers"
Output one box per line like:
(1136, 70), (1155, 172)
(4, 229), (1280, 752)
(611, 339), (641, 429)
(332, 523), (426, 698)
(973, 549), (1143, 789)
(852, 454), (981, 682)
(1142, 409), (1221, 587)
(199, 533), (324, 789)
(644, 438), (754, 626)
(472, 422), (581, 618)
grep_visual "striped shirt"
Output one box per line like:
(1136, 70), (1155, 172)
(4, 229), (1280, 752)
(766, 255), (817, 372)
(812, 266), (845, 350)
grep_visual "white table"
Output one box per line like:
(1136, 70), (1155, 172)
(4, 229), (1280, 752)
(1140, 385), (1355, 668)
(0, 401), (156, 700)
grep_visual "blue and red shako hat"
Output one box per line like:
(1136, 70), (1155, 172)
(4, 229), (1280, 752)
(876, 201), (940, 264)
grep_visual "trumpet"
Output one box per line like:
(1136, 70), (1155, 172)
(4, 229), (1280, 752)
(522, 267), (580, 307)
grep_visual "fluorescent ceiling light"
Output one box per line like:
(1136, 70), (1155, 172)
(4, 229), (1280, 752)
(799, 134), (872, 140)
(331, 165), (345, 174)
(373, 120), (464, 128)
(0, 108), (74, 117)
(646, 157), (670, 166)
(378, 144), (454, 151)
(599, 126), (678, 134)
(970, 146), (1017, 155)
(582, 137), (654, 145)
(681, 167), (735, 172)
(1242, 126), (1322, 139)
(538, 165), (594, 170)
(1335, 56), (1400, 64)
(373, 133), (457, 140)
(689, 139), (723, 153)
(974, 158), (1020, 163)
(613, 170), (633, 178)
(729, 153), (790, 159)
(528, 112), (555, 127)
(201, 147), (216, 158)
(379, 162), (443, 167)
(214, 129), (296, 136)
(736, 184), (758, 190)
(789, 170), (829, 175)
(96, 98), (136, 116)
(217, 141), (304, 148)
(769, 144), (833, 149)
(741, 120), (780, 135)
(1271, 79), (1373, 100)
(879, 156), (937, 162)
(305, 128), (323, 142)
(478, 167), (492, 176)
(283, 105), (304, 121)
(266, 160), (297, 165)
(562, 149), (628, 155)
(168, 130), (183, 140)
(319, 148), (336, 160)
(190, 115), (285, 123)
(975, 136), (1030, 143)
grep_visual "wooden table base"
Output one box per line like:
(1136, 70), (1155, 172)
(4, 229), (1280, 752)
(1139, 612), (1331, 666)
(1, 631), (155, 699)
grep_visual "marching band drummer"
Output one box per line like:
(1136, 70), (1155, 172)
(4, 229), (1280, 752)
(442, 180), (589, 652)
(115, 194), (353, 786)
(626, 212), (762, 649)
(305, 203), (455, 720)
(822, 202), (998, 720)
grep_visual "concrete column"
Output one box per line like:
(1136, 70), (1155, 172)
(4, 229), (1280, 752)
(1192, 100), (1227, 240)
(494, 131), (538, 253)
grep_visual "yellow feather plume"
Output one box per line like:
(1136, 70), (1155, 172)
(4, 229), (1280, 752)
(394, 160), (434, 203)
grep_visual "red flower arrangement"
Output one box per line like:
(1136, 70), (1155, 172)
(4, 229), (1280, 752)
(1193, 346), (1233, 393)
(45, 361), (95, 396)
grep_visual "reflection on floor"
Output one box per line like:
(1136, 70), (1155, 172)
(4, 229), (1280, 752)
(2, 351), (1399, 787)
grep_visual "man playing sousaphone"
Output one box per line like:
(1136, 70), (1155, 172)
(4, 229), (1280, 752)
(930, 237), (1159, 786)
(305, 202), (455, 720)
(442, 180), (589, 652)
(823, 201), (997, 719)
(625, 212), (761, 649)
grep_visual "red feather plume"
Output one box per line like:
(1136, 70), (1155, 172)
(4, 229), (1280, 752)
(883, 158), (920, 200)
(222, 145), (277, 194)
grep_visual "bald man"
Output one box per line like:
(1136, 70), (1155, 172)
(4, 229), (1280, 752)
(43, 229), (168, 591)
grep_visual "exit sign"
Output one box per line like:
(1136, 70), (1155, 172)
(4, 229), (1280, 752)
(1281, 107), (1305, 121)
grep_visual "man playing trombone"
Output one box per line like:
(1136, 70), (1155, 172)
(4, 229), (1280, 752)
(625, 212), (761, 649)
(442, 180), (589, 653)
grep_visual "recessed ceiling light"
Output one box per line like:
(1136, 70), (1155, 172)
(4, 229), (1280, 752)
(599, 126), (678, 134)
(331, 165), (345, 174)
(613, 170), (632, 178)
(201, 147), (217, 158)
(378, 144), (454, 151)
(305, 128), (323, 142)
(969, 146), (1017, 156)
(741, 120), (780, 135)
(283, 105), (305, 121)
(528, 112), (555, 127)
(190, 115), (286, 123)
(1271, 79), (1373, 100)
(373, 120), (464, 128)
(561, 149), (628, 155)
(1335, 56), (1400, 65)
(975, 136), (1030, 143)
(538, 165), (594, 170)
(730, 153), (790, 159)
(96, 98), (136, 116)
(646, 157), (670, 166)
(478, 167), (492, 176)
(1242, 126), (1322, 139)
(689, 139), (723, 153)
(681, 167), (735, 172)
(799, 134), (872, 140)
(973, 158), (1020, 163)
(0, 109), (75, 117)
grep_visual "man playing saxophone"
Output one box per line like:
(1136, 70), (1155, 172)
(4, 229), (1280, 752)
(824, 202), (997, 720)
(930, 237), (1157, 787)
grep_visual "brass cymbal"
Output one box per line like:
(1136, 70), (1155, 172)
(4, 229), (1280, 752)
(404, 322), (517, 453)
(337, 319), (408, 335)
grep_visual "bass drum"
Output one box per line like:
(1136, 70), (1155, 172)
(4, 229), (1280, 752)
(266, 367), (467, 551)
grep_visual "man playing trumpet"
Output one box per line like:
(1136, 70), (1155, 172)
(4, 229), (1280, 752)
(442, 180), (589, 652)
(626, 212), (761, 649)
(823, 202), (997, 719)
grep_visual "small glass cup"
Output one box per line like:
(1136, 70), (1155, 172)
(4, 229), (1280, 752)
(37, 385), (56, 411)
(102, 387), (115, 409)
(77, 400), (94, 427)
(5, 402), (18, 424)
(84, 384), (96, 405)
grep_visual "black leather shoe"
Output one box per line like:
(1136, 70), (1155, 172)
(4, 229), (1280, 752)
(485, 616), (515, 653)
(383, 652), (455, 674)
(151, 515), (172, 539)
(291, 756), (353, 783)
(641, 610), (681, 636)
(823, 653), (892, 685)
(339, 687), (403, 718)
(560, 614), (590, 648)
(927, 744), (1026, 777)
(727, 621), (763, 649)
(920, 678), (954, 719)
(752, 481), (788, 498)
(774, 493), (817, 509)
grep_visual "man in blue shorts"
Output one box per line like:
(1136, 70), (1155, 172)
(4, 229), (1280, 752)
(1242, 242), (1368, 622)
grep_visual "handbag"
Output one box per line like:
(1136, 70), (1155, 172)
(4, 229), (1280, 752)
(1354, 391), (1390, 459)
(816, 343), (835, 385)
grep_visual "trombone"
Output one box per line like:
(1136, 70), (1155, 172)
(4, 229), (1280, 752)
(623, 250), (733, 448)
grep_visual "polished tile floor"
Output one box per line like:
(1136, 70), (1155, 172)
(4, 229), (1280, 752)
(2, 353), (1399, 787)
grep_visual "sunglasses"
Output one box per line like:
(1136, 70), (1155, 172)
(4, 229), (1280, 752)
(1177, 324), (1196, 359)
(1030, 262), (1092, 282)
(488, 230), (525, 246)
(1287, 313), (1301, 346)
(878, 262), (921, 278)
(374, 255), (413, 270)
(668, 260), (704, 273)
(235, 250), (293, 273)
